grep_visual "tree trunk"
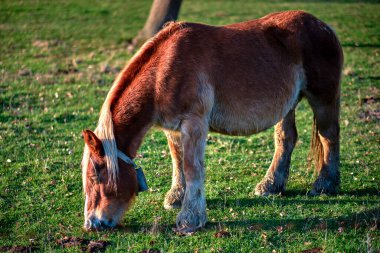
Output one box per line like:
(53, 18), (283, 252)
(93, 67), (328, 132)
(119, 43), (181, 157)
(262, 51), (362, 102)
(129, 0), (182, 51)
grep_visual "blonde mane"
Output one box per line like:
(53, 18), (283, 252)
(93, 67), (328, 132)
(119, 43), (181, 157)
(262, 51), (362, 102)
(82, 22), (185, 191)
(82, 69), (124, 191)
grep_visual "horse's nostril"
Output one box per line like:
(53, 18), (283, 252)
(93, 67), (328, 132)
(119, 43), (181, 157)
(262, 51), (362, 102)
(85, 216), (116, 231)
(98, 219), (115, 229)
(100, 220), (110, 228)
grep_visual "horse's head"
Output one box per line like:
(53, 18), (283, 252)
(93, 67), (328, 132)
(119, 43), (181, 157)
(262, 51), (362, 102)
(81, 130), (138, 231)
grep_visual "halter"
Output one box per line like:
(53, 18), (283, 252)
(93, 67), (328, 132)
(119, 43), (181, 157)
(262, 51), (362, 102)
(117, 150), (137, 167)
(117, 150), (149, 193)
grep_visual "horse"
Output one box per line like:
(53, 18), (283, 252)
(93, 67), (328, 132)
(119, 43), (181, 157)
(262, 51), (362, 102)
(81, 10), (343, 234)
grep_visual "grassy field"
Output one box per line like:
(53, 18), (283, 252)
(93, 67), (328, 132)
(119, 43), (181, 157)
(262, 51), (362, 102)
(1, 0), (379, 252)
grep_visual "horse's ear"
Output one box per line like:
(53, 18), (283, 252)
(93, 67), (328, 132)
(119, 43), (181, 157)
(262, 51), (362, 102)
(82, 130), (105, 158)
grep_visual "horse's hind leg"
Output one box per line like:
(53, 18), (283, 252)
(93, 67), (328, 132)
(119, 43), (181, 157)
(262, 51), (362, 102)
(300, 21), (342, 194)
(308, 98), (340, 195)
(164, 130), (186, 209)
(255, 109), (298, 196)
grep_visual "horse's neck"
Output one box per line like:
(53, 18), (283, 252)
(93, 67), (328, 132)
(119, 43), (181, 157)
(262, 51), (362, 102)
(111, 82), (155, 159)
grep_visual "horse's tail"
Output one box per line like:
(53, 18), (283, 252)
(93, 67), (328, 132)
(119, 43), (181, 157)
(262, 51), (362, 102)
(309, 116), (323, 173)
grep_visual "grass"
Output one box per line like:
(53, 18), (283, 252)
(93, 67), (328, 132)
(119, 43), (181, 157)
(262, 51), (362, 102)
(0, 0), (379, 252)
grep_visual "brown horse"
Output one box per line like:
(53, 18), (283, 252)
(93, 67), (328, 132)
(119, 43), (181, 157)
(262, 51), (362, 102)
(81, 10), (343, 233)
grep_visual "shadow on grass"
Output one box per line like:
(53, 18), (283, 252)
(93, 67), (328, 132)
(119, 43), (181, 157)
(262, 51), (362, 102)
(89, 189), (380, 237)
(341, 42), (380, 48)
(340, 188), (380, 196)
(207, 188), (380, 209)
(113, 207), (379, 236)
(205, 206), (380, 233)
(284, 187), (380, 197)
(358, 75), (380, 81)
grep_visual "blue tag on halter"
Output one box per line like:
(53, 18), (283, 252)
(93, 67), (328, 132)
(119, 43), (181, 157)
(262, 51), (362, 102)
(136, 167), (148, 192)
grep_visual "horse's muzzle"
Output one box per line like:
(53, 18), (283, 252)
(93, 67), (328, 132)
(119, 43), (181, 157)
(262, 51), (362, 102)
(84, 216), (116, 231)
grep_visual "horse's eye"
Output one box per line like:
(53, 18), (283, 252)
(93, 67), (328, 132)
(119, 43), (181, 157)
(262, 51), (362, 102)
(93, 162), (104, 173)
(89, 159), (103, 184)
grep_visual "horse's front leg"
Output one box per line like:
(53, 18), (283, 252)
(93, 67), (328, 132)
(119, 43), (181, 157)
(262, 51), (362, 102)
(174, 117), (208, 234)
(164, 130), (185, 209)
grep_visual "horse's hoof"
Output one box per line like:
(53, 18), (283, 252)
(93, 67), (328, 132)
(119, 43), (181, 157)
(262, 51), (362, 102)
(309, 188), (335, 196)
(254, 187), (271, 196)
(175, 209), (207, 235)
(164, 187), (185, 210)
(310, 177), (339, 196)
(164, 199), (182, 210)
(254, 179), (283, 196)
(172, 226), (197, 236)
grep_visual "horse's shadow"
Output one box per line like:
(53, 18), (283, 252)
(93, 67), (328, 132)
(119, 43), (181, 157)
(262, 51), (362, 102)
(118, 207), (379, 235)
(116, 187), (379, 234)
(207, 187), (380, 209)
(205, 204), (379, 233)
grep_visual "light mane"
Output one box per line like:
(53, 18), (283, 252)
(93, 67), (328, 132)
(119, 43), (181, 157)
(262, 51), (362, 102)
(82, 22), (185, 191)
(82, 67), (128, 192)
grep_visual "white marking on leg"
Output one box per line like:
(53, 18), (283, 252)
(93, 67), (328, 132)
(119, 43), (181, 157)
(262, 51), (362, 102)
(176, 116), (208, 232)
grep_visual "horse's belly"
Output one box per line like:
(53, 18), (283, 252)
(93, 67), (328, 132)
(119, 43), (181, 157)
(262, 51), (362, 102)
(208, 65), (305, 136)
(208, 104), (282, 136)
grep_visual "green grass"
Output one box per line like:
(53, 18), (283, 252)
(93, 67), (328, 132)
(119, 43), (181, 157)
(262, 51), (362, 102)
(1, 0), (379, 252)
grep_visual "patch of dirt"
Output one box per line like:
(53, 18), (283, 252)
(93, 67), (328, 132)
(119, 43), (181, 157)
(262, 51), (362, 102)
(247, 223), (264, 231)
(359, 109), (380, 121)
(214, 230), (231, 238)
(32, 40), (63, 50)
(18, 69), (32, 77)
(0, 246), (37, 252)
(34, 73), (55, 85)
(56, 236), (89, 248)
(359, 88), (380, 121)
(32, 40), (49, 49)
(56, 236), (110, 252)
(55, 63), (78, 75)
(361, 96), (380, 105)
(87, 241), (110, 253)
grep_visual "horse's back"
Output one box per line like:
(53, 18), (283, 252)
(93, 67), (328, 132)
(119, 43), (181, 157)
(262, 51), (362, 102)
(153, 11), (342, 134)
